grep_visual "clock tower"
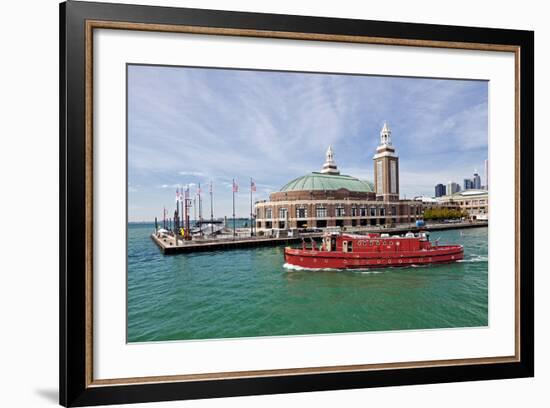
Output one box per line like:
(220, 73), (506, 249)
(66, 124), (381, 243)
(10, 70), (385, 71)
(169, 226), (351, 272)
(373, 122), (399, 201)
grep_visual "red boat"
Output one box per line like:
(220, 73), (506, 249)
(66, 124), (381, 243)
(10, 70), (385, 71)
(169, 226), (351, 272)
(284, 232), (463, 270)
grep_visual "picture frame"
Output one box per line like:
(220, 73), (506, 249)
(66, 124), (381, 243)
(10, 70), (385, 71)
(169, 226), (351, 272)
(59, 0), (534, 406)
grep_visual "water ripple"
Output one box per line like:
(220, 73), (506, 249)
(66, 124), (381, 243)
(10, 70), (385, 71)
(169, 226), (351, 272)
(127, 224), (488, 342)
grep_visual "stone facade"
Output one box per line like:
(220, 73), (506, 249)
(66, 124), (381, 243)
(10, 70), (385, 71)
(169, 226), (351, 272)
(437, 190), (489, 220)
(255, 199), (423, 230)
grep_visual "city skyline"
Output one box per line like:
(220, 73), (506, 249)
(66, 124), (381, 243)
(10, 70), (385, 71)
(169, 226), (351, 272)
(433, 167), (487, 198)
(128, 65), (488, 221)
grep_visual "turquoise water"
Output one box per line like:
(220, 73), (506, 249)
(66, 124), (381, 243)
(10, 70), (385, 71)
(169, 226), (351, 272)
(127, 225), (488, 342)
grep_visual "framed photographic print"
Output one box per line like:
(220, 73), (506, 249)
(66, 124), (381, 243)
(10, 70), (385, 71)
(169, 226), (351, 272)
(59, 0), (534, 406)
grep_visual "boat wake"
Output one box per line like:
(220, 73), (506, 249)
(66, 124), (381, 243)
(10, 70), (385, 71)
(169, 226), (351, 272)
(283, 263), (339, 272)
(283, 263), (383, 274)
(458, 254), (488, 263)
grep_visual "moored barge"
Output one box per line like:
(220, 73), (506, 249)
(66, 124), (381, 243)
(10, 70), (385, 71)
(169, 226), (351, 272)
(284, 232), (463, 270)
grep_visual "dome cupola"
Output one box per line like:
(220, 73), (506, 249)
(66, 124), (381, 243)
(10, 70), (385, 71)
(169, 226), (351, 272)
(321, 145), (340, 175)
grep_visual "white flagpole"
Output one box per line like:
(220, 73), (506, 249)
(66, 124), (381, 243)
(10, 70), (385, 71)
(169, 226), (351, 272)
(232, 179), (236, 238)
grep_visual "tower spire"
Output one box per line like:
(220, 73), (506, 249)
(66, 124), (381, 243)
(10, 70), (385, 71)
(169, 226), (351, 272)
(321, 145), (340, 175)
(373, 121), (399, 201)
(380, 121), (392, 146)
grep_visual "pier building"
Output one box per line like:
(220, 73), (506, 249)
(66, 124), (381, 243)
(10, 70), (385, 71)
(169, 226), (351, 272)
(437, 189), (489, 220)
(255, 123), (424, 231)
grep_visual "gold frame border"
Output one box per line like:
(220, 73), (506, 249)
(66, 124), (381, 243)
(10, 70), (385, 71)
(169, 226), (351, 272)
(84, 20), (521, 388)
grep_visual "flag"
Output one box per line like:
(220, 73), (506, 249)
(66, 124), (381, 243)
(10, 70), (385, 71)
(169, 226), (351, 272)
(232, 179), (239, 193)
(251, 179), (256, 192)
(197, 183), (202, 195)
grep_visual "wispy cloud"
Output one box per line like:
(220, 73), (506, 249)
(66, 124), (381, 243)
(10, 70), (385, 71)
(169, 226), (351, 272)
(178, 171), (205, 177)
(127, 65), (487, 221)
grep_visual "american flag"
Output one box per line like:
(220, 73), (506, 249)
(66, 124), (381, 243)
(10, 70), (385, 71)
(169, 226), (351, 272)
(232, 179), (239, 193)
(250, 179), (256, 192)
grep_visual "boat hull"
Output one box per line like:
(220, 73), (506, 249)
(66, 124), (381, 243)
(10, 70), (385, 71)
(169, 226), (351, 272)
(284, 245), (463, 270)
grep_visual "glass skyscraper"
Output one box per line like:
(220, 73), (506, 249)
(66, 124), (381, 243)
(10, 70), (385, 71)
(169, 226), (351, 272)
(435, 183), (446, 197)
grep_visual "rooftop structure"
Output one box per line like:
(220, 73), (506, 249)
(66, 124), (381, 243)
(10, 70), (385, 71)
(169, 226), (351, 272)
(280, 172), (374, 193)
(413, 196), (438, 203)
(320, 145), (340, 175)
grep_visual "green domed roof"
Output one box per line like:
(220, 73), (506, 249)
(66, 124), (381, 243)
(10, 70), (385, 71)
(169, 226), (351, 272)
(280, 172), (374, 193)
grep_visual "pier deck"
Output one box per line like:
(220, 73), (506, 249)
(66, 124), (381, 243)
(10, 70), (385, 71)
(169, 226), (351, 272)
(151, 221), (488, 255)
(151, 233), (320, 254)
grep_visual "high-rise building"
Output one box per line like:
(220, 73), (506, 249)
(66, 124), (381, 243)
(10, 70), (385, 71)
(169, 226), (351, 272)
(464, 178), (473, 190)
(435, 183), (446, 197)
(485, 159), (489, 190)
(447, 181), (460, 195)
(373, 122), (399, 202)
(473, 170), (481, 190)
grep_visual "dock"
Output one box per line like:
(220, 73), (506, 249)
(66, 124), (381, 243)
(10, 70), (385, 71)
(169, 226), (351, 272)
(151, 232), (322, 254)
(151, 221), (488, 255)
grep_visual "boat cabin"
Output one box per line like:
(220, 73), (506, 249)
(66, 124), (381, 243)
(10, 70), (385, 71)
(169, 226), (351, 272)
(321, 232), (431, 253)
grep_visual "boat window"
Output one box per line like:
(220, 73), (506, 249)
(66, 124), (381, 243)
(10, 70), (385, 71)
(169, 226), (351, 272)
(348, 242), (353, 252)
(389, 241), (394, 245)
(382, 241), (386, 245)
(375, 241), (379, 246)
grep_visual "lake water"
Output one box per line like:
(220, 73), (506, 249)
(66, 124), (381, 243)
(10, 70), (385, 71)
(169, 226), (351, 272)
(127, 224), (488, 342)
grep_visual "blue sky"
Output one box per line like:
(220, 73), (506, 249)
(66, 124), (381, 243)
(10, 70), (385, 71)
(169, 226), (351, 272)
(128, 64), (488, 222)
